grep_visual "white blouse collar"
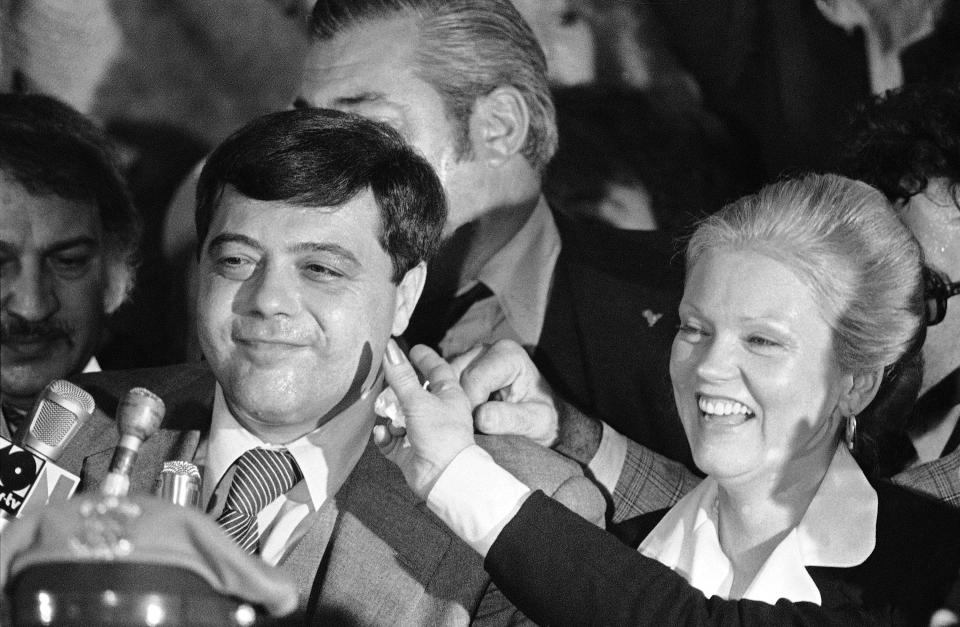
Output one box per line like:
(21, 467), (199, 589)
(639, 444), (878, 605)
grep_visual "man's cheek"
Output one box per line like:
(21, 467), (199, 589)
(317, 341), (374, 425)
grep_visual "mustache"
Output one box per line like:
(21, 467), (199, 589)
(1, 318), (75, 344)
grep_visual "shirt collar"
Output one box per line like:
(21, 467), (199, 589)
(82, 357), (101, 373)
(204, 383), (371, 511)
(470, 196), (560, 346)
(640, 443), (878, 604)
(816, 0), (940, 38)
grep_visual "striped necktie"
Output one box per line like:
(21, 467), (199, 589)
(215, 447), (303, 554)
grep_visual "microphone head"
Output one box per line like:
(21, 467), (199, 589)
(117, 387), (165, 442)
(20, 380), (95, 461)
(156, 461), (202, 508)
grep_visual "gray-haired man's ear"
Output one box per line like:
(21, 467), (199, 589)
(473, 86), (531, 168)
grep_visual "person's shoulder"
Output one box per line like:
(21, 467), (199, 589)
(837, 480), (960, 620)
(869, 480), (960, 580)
(476, 434), (606, 526)
(72, 363), (215, 411)
(875, 479), (960, 536)
(892, 450), (960, 507)
(69, 363), (216, 438)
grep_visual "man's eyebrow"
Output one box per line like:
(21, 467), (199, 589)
(331, 91), (388, 107)
(294, 91), (390, 110)
(41, 237), (99, 256)
(291, 242), (361, 269)
(206, 233), (263, 254)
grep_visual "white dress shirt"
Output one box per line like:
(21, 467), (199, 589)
(815, 0), (944, 94)
(587, 421), (630, 495)
(194, 384), (371, 565)
(639, 443), (877, 604)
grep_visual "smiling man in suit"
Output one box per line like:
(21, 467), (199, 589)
(58, 108), (602, 624)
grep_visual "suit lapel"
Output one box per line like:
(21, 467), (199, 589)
(310, 444), (453, 624)
(278, 495), (340, 605)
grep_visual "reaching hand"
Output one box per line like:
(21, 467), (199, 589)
(375, 340), (476, 499)
(450, 339), (561, 448)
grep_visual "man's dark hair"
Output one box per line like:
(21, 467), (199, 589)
(0, 93), (140, 308)
(309, 0), (557, 175)
(196, 108), (446, 282)
(836, 81), (960, 206)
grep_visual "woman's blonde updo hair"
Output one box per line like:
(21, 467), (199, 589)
(686, 173), (924, 377)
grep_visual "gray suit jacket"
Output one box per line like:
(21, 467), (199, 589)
(62, 363), (604, 625)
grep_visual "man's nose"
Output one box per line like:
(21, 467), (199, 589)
(2, 262), (59, 321)
(246, 263), (301, 318)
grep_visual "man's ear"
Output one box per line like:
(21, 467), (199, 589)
(471, 86), (530, 167)
(838, 367), (885, 416)
(391, 261), (427, 336)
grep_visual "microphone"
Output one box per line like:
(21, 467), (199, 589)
(1, 380), (94, 530)
(155, 461), (201, 508)
(99, 387), (164, 498)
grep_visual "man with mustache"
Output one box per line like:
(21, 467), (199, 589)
(0, 94), (139, 435)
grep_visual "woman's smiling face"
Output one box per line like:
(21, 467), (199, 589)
(669, 249), (849, 485)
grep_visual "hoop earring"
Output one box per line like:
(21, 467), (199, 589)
(845, 414), (858, 452)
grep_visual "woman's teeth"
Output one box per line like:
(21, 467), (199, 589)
(698, 397), (754, 418)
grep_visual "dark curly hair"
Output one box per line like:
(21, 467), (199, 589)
(835, 81), (960, 206)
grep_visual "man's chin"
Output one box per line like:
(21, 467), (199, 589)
(1, 346), (88, 407)
(2, 370), (56, 412)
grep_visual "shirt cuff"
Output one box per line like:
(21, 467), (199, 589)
(587, 421), (629, 495)
(427, 445), (532, 557)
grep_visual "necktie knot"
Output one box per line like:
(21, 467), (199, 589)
(216, 447), (302, 553)
(405, 281), (494, 350)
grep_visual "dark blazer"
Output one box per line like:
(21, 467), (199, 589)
(62, 364), (605, 626)
(485, 484), (960, 625)
(536, 213), (692, 468)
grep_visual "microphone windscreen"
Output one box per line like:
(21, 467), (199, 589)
(20, 380), (95, 461)
(156, 461), (201, 508)
(117, 387), (164, 441)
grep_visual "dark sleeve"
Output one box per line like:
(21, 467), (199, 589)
(484, 491), (885, 626)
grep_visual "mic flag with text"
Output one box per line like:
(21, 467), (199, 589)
(0, 380), (94, 526)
